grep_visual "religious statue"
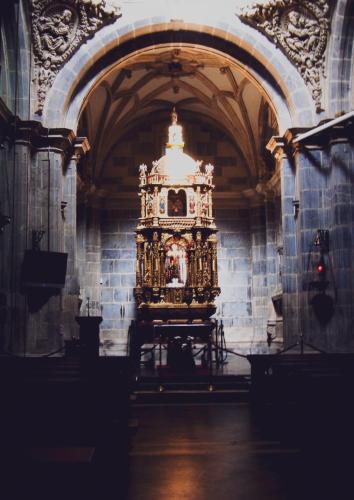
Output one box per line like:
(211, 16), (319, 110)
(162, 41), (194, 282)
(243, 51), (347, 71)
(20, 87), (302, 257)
(239, 1), (330, 112)
(146, 194), (154, 216)
(189, 196), (195, 214)
(205, 163), (214, 185)
(31, 0), (121, 113)
(165, 239), (188, 287)
(39, 9), (73, 57)
(159, 196), (166, 214)
(139, 164), (147, 185)
(284, 11), (320, 56)
(168, 107), (184, 147)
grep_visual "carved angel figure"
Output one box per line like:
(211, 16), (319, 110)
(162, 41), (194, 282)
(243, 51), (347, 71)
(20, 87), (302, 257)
(151, 160), (159, 174)
(139, 164), (147, 177)
(205, 163), (214, 176)
(284, 11), (320, 56)
(39, 9), (73, 58)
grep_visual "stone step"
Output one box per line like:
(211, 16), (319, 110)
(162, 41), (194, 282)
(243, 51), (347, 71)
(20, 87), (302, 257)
(133, 387), (250, 405)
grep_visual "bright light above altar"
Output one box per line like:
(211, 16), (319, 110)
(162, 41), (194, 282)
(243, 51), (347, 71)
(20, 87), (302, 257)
(153, 108), (199, 184)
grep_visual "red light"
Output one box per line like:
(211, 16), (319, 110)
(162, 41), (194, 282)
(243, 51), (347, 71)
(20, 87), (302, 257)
(317, 264), (324, 273)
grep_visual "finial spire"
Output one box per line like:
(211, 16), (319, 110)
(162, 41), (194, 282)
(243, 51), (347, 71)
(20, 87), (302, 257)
(171, 107), (178, 125)
(167, 107), (184, 149)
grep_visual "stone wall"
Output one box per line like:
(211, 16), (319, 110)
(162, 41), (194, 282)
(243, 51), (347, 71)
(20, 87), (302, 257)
(97, 204), (282, 351)
(77, 205), (102, 318)
(100, 208), (138, 351)
(216, 208), (252, 342)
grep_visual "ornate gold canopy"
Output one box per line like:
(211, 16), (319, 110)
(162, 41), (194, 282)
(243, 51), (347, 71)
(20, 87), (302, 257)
(134, 110), (220, 320)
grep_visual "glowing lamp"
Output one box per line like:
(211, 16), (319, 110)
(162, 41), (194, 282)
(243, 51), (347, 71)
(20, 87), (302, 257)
(316, 259), (325, 275)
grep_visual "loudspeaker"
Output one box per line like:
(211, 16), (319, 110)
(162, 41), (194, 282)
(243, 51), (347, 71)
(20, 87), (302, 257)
(21, 250), (68, 289)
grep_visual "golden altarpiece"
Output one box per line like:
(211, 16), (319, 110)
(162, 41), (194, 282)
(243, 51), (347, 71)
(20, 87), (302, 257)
(134, 110), (220, 321)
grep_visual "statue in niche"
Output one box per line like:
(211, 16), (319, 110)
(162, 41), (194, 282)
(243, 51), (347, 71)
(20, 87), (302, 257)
(159, 196), (166, 214)
(147, 194), (154, 216)
(165, 237), (188, 287)
(201, 193), (208, 216)
(189, 195), (195, 214)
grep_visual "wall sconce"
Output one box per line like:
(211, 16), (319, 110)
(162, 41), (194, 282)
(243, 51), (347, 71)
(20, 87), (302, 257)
(292, 199), (300, 218)
(61, 201), (68, 220)
(308, 229), (330, 292)
(313, 229), (329, 252)
(32, 229), (45, 251)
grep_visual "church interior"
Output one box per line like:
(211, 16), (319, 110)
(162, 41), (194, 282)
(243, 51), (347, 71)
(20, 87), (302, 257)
(0, 1), (354, 499)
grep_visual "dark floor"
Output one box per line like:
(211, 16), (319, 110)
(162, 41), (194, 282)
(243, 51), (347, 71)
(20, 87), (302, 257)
(2, 347), (354, 500)
(3, 399), (353, 500)
(127, 401), (353, 500)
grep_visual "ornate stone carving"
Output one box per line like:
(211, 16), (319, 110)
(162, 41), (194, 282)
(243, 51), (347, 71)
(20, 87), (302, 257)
(31, 0), (122, 114)
(239, 0), (330, 112)
(145, 49), (204, 77)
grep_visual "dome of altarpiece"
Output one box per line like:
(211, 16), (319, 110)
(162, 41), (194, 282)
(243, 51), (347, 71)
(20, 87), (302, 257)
(154, 148), (198, 183)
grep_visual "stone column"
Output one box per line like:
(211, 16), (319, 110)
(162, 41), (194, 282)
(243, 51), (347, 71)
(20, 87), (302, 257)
(61, 138), (90, 340)
(4, 138), (30, 354)
(26, 137), (67, 353)
(327, 134), (354, 350)
(264, 194), (283, 342)
(268, 137), (300, 346)
(82, 205), (102, 317)
(287, 129), (354, 352)
(291, 135), (329, 351)
(10, 123), (77, 355)
(0, 135), (12, 353)
(250, 203), (267, 342)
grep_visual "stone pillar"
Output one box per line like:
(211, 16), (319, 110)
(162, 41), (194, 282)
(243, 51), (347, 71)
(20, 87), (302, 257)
(269, 127), (354, 352)
(250, 203), (267, 341)
(26, 143), (65, 353)
(291, 136), (330, 351)
(264, 194), (283, 342)
(0, 136), (12, 352)
(15, 124), (78, 354)
(268, 137), (300, 346)
(327, 136), (354, 350)
(287, 129), (354, 352)
(82, 205), (102, 317)
(61, 138), (90, 340)
(4, 138), (30, 354)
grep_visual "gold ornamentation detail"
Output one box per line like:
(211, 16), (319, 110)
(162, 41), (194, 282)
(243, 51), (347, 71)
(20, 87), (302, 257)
(31, 0), (121, 114)
(239, 0), (330, 112)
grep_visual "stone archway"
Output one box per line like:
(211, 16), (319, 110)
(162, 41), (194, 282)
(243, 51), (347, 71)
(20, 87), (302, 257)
(43, 20), (315, 132)
(40, 18), (312, 352)
(1, 1), (352, 356)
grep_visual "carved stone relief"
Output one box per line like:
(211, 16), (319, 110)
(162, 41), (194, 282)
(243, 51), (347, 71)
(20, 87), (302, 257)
(31, 0), (122, 114)
(239, 0), (330, 112)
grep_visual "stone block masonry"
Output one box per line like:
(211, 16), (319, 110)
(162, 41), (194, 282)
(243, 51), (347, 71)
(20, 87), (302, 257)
(100, 209), (138, 347)
(216, 208), (253, 342)
(99, 206), (282, 349)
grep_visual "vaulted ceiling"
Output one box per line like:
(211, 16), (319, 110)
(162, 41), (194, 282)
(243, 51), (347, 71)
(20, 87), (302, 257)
(78, 45), (278, 205)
